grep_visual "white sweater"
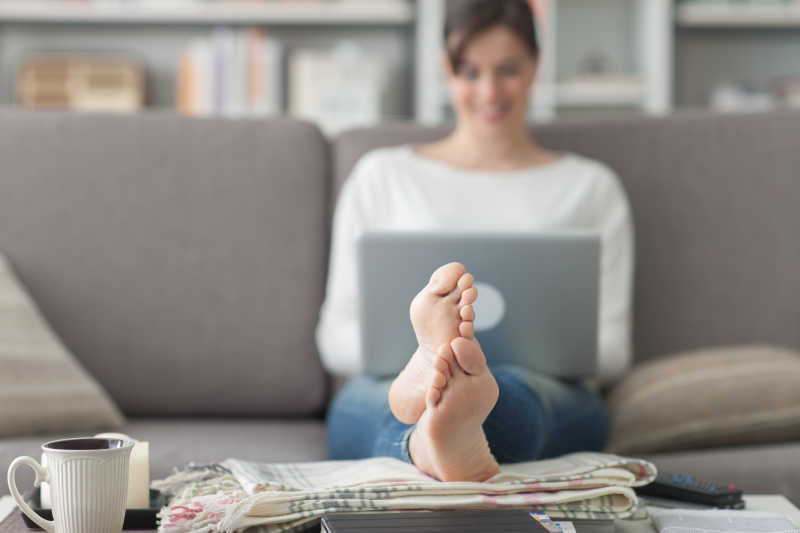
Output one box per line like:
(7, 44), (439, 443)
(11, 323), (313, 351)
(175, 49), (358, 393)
(316, 146), (634, 384)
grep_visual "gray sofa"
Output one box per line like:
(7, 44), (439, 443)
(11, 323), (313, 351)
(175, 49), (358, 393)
(1, 109), (798, 504)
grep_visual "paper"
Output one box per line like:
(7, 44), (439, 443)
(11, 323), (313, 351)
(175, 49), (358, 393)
(555, 523), (577, 533)
(651, 509), (800, 533)
(530, 511), (561, 532)
(0, 495), (16, 523)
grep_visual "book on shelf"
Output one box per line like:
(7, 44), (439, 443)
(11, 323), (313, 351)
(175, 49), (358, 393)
(288, 41), (389, 135)
(17, 55), (144, 111)
(177, 27), (283, 117)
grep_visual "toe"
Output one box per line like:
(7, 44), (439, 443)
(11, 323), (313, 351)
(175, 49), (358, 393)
(433, 352), (452, 378)
(450, 337), (487, 376)
(459, 321), (474, 339)
(426, 386), (442, 408)
(431, 368), (447, 390)
(427, 262), (466, 295)
(459, 287), (478, 306)
(460, 305), (475, 321)
(436, 344), (455, 376)
(456, 272), (474, 292)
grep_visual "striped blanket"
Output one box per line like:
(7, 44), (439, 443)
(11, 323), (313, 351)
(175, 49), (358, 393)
(153, 452), (656, 533)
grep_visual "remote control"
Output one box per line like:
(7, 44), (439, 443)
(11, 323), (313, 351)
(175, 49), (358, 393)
(635, 471), (744, 508)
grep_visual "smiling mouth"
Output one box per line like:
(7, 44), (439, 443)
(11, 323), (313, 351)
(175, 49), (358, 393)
(478, 106), (510, 123)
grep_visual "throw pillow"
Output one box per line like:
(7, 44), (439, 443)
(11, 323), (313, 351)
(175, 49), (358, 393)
(0, 254), (125, 437)
(605, 344), (800, 455)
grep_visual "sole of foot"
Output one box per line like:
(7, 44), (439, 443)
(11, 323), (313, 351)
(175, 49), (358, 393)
(409, 337), (499, 482)
(389, 262), (478, 424)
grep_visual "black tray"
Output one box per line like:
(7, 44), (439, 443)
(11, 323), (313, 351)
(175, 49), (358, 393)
(21, 488), (167, 530)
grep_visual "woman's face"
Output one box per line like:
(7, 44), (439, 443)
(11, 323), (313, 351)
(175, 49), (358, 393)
(445, 25), (538, 138)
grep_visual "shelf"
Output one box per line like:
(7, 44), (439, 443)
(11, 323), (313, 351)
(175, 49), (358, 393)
(0, 0), (414, 25)
(555, 77), (645, 108)
(677, 3), (800, 28)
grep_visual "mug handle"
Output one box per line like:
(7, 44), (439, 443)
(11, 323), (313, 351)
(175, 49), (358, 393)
(7, 456), (55, 533)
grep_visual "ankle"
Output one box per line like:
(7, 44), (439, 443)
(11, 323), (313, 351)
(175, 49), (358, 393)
(389, 380), (416, 424)
(407, 428), (430, 476)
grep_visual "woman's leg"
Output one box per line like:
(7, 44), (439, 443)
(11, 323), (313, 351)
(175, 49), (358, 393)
(483, 365), (608, 463)
(326, 375), (414, 462)
(327, 365), (606, 466)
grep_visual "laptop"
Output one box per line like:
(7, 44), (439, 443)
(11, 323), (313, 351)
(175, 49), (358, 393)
(321, 510), (614, 533)
(357, 231), (600, 379)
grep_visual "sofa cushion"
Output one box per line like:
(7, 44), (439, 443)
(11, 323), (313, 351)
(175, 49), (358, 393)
(0, 254), (125, 438)
(643, 442), (800, 507)
(605, 345), (800, 455)
(0, 111), (330, 418)
(0, 418), (328, 498)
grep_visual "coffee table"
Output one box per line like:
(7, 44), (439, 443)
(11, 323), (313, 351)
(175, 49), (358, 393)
(617, 495), (800, 533)
(2, 495), (798, 532)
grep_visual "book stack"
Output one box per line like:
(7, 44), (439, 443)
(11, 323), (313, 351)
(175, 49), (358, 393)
(17, 55), (144, 112)
(176, 28), (283, 117)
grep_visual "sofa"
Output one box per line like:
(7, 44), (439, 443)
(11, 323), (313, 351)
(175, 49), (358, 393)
(1, 109), (799, 505)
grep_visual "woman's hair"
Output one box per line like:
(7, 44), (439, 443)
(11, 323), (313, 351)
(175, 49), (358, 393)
(444, 0), (539, 74)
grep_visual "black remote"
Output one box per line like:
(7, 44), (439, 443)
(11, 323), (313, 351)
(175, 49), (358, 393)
(635, 471), (744, 508)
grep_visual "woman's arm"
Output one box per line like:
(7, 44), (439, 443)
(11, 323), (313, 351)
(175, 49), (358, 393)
(595, 170), (635, 385)
(315, 162), (372, 377)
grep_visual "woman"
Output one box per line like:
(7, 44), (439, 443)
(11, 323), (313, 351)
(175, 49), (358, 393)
(316, 0), (633, 482)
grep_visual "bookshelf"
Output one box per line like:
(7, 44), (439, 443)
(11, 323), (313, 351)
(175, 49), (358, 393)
(0, 1), (414, 25)
(675, 1), (800, 111)
(0, 0), (675, 126)
(415, 0), (673, 124)
(0, 0), (415, 131)
(554, 78), (645, 108)
(677, 2), (800, 28)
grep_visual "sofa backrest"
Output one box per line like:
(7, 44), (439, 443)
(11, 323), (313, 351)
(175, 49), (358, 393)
(333, 111), (800, 363)
(1, 110), (797, 417)
(0, 111), (330, 417)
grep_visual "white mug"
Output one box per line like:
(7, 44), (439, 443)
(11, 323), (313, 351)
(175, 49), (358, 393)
(8, 437), (134, 533)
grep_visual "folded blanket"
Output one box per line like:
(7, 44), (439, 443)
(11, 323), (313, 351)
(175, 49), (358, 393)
(153, 452), (656, 533)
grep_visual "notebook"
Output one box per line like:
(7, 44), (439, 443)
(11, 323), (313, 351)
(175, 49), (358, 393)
(321, 510), (551, 532)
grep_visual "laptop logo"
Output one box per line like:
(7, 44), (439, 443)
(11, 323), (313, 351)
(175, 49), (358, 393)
(472, 282), (505, 331)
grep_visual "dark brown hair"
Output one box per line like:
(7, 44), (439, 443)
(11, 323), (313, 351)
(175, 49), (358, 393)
(444, 0), (539, 74)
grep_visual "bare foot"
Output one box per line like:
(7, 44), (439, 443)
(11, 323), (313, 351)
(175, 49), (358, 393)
(388, 262), (478, 424)
(409, 337), (500, 482)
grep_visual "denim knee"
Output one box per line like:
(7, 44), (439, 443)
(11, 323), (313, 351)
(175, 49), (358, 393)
(326, 376), (391, 460)
(483, 366), (548, 463)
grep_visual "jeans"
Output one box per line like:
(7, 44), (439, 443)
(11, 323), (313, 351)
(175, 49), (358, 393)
(326, 364), (608, 464)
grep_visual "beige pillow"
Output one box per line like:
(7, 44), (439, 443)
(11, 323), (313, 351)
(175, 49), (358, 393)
(0, 254), (125, 437)
(605, 345), (800, 455)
